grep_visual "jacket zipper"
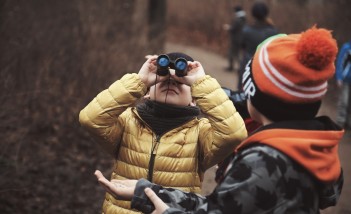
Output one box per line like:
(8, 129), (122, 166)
(131, 110), (160, 182)
(132, 108), (199, 182)
(148, 135), (161, 182)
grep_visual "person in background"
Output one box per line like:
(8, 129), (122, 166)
(335, 40), (351, 129)
(238, 1), (278, 90)
(94, 27), (344, 214)
(79, 52), (247, 213)
(223, 5), (246, 72)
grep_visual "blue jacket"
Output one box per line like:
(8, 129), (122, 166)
(336, 41), (351, 83)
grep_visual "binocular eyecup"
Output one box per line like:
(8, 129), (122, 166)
(156, 54), (188, 77)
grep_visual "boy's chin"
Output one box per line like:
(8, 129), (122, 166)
(163, 99), (180, 106)
(154, 95), (190, 106)
(160, 98), (185, 106)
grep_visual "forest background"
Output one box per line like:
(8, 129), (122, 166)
(1, 0), (350, 213)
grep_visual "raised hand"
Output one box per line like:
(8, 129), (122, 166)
(138, 55), (170, 87)
(171, 61), (206, 86)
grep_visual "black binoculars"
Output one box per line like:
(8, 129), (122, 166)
(156, 54), (188, 77)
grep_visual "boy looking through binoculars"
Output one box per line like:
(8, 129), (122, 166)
(79, 52), (247, 213)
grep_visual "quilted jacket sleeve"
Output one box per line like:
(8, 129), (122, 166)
(191, 75), (247, 170)
(79, 73), (147, 155)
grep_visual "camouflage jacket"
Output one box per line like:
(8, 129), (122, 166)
(131, 116), (344, 214)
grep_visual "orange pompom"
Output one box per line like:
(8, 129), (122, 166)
(296, 26), (338, 70)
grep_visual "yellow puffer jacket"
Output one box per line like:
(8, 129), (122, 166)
(79, 73), (247, 214)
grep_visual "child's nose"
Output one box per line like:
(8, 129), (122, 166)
(168, 78), (178, 85)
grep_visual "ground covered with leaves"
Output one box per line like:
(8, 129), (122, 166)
(0, 94), (114, 213)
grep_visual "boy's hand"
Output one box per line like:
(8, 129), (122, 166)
(144, 188), (170, 214)
(94, 170), (137, 201)
(172, 61), (206, 86)
(138, 55), (169, 87)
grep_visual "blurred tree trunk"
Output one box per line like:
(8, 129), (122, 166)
(0, 0), (167, 213)
(0, 0), (166, 130)
(148, 0), (166, 53)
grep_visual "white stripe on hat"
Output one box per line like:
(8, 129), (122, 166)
(258, 37), (328, 99)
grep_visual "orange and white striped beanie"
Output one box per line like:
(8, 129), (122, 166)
(242, 26), (338, 121)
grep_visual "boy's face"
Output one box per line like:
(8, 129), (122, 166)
(149, 78), (193, 106)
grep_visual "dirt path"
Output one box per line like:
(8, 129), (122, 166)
(166, 42), (351, 213)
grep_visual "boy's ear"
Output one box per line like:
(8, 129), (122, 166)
(144, 89), (151, 99)
(189, 98), (196, 106)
